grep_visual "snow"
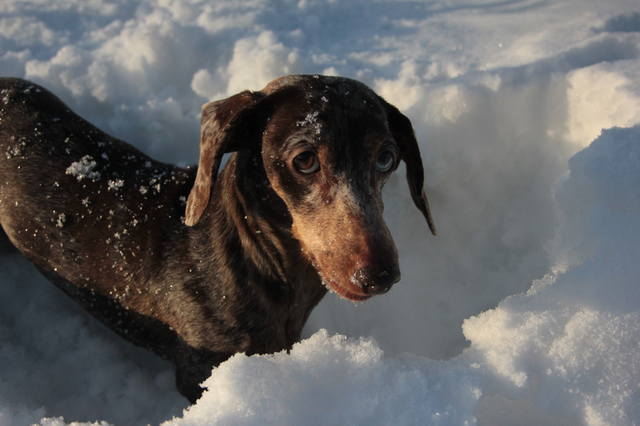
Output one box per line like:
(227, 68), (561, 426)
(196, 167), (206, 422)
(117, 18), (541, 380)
(463, 126), (640, 424)
(66, 155), (101, 182)
(106, 178), (124, 191)
(2, 0), (640, 425)
(163, 330), (480, 426)
(55, 212), (66, 228)
(295, 110), (322, 134)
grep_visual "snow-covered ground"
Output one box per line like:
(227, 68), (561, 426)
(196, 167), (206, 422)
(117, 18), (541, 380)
(1, 0), (640, 424)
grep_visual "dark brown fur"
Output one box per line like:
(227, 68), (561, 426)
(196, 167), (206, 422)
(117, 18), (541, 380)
(0, 75), (434, 402)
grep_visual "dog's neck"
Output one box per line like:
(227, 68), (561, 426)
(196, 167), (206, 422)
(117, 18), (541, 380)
(219, 153), (296, 284)
(179, 152), (327, 352)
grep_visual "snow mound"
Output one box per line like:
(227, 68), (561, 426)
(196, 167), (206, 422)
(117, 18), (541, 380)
(164, 330), (480, 426)
(465, 125), (640, 425)
(159, 126), (640, 426)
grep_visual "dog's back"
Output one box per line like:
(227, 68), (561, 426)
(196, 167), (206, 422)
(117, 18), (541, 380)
(0, 77), (193, 316)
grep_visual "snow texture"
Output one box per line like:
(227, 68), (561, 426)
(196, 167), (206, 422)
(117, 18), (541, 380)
(106, 178), (124, 191)
(66, 155), (101, 182)
(1, 0), (640, 425)
(163, 330), (481, 426)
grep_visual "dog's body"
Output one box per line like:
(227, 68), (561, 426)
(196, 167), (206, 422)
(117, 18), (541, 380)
(0, 75), (434, 402)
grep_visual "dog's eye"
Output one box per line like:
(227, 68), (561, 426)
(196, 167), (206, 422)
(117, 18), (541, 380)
(293, 151), (320, 174)
(375, 149), (396, 173)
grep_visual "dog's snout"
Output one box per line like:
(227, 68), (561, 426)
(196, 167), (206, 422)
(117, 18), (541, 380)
(353, 266), (400, 295)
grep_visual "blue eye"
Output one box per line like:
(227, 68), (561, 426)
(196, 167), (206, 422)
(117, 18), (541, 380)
(293, 151), (320, 174)
(376, 149), (396, 173)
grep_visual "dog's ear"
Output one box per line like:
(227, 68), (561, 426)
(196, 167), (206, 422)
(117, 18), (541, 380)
(185, 90), (265, 226)
(381, 99), (437, 236)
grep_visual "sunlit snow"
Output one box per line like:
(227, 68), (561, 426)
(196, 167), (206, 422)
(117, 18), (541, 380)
(1, 0), (640, 425)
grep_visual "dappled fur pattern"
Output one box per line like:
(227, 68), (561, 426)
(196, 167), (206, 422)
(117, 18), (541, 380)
(0, 75), (433, 402)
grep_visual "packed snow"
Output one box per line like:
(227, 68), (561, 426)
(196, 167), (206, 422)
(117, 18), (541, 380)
(1, 0), (640, 425)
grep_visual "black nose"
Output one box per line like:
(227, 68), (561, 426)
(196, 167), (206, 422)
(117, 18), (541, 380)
(353, 267), (401, 295)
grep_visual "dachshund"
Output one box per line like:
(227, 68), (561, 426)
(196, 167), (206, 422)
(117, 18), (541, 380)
(0, 75), (435, 402)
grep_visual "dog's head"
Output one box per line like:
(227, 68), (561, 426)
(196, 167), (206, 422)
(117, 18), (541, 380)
(185, 75), (435, 301)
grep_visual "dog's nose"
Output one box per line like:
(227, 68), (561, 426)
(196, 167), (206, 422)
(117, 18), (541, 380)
(353, 267), (401, 295)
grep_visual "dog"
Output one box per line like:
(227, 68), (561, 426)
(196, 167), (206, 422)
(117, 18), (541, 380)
(0, 75), (435, 402)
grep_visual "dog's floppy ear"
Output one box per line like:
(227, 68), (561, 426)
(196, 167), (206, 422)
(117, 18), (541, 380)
(381, 99), (437, 236)
(185, 90), (265, 226)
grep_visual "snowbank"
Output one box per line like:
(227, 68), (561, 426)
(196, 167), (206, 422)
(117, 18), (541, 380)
(164, 330), (480, 426)
(159, 125), (640, 426)
(2, 0), (640, 425)
(464, 125), (640, 425)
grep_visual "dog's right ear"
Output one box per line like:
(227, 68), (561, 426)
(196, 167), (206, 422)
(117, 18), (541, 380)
(185, 90), (264, 226)
(379, 98), (437, 236)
